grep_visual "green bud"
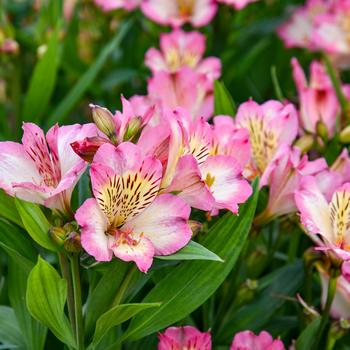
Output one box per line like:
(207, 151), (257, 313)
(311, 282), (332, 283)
(123, 117), (143, 142)
(339, 125), (350, 144)
(294, 134), (314, 153)
(49, 226), (66, 246)
(64, 231), (82, 253)
(90, 104), (117, 143)
(189, 220), (202, 237)
(316, 120), (329, 142)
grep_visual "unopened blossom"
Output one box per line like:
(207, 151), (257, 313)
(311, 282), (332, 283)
(216, 0), (258, 10)
(292, 58), (343, 137)
(277, 0), (329, 49)
(235, 99), (298, 179)
(158, 326), (211, 350)
(332, 148), (350, 184)
(317, 263), (350, 320)
(257, 145), (329, 222)
(147, 68), (214, 120)
(145, 29), (221, 85)
(0, 122), (97, 214)
(75, 142), (192, 272)
(141, 0), (217, 28)
(295, 176), (350, 261)
(94, 0), (140, 11)
(230, 330), (285, 350)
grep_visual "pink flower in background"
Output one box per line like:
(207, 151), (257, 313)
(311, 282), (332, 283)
(94, 0), (140, 11)
(0, 122), (97, 214)
(277, 0), (329, 49)
(148, 68), (214, 120)
(295, 176), (350, 261)
(236, 99), (298, 179)
(141, 0), (217, 28)
(332, 148), (350, 184)
(231, 330), (285, 350)
(216, 0), (258, 10)
(258, 145), (329, 221)
(145, 29), (221, 84)
(75, 142), (192, 272)
(158, 326), (211, 350)
(317, 264), (350, 319)
(291, 58), (349, 137)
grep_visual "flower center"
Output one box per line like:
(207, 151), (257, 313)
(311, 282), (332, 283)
(177, 0), (194, 17)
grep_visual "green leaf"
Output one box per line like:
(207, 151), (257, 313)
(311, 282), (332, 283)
(214, 80), (236, 116)
(0, 306), (26, 350)
(91, 303), (161, 348)
(296, 318), (321, 350)
(217, 260), (305, 341)
(15, 198), (57, 252)
(0, 190), (23, 228)
(155, 240), (223, 262)
(122, 180), (259, 342)
(22, 29), (59, 123)
(47, 19), (132, 125)
(26, 256), (76, 347)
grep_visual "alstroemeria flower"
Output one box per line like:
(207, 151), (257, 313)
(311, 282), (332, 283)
(75, 142), (192, 272)
(0, 122), (97, 214)
(277, 0), (329, 49)
(216, 0), (258, 10)
(317, 263), (350, 320)
(295, 176), (350, 261)
(94, 0), (140, 11)
(292, 58), (346, 137)
(158, 326), (211, 350)
(147, 68), (214, 121)
(141, 0), (217, 28)
(332, 148), (350, 184)
(145, 29), (221, 85)
(258, 145), (329, 222)
(236, 99), (298, 179)
(231, 330), (285, 350)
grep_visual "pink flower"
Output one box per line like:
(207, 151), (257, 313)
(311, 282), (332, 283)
(216, 0), (258, 10)
(295, 176), (350, 261)
(277, 0), (329, 49)
(158, 326), (211, 350)
(291, 58), (342, 137)
(258, 145), (329, 221)
(147, 68), (214, 121)
(145, 29), (221, 84)
(0, 122), (97, 214)
(230, 330), (285, 350)
(75, 142), (192, 272)
(141, 0), (217, 28)
(94, 0), (140, 11)
(332, 148), (350, 184)
(235, 99), (298, 179)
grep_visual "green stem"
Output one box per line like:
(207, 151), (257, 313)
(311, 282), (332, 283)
(312, 270), (338, 350)
(271, 66), (285, 102)
(71, 254), (84, 350)
(322, 52), (350, 121)
(111, 265), (137, 307)
(58, 253), (76, 337)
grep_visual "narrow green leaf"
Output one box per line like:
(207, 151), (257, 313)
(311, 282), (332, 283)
(92, 303), (161, 348)
(122, 180), (259, 342)
(0, 190), (23, 228)
(0, 306), (26, 350)
(47, 19), (132, 125)
(270, 66), (285, 102)
(155, 240), (223, 262)
(214, 80), (236, 116)
(15, 198), (57, 252)
(296, 318), (321, 350)
(22, 29), (59, 122)
(26, 257), (76, 347)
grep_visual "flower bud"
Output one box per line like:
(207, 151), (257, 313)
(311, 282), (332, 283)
(294, 134), (314, 153)
(316, 120), (328, 142)
(71, 136), (107, 162)
(89, 104), (117, 143)
(339, 125), (350, 144)
(49, 226), (66, 246)
(123, 116), (143, 142)
(64, 231), (82, 253)
(188, 220), (202, 237)
(1, 39), (19, 55)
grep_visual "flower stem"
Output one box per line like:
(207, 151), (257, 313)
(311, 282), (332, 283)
(322, 52), (350, 121)
(312, 270), (338, 350)
(58, 253), (76, 337)
(111, 265), (137, 307)
(71, 254), (84, 350)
